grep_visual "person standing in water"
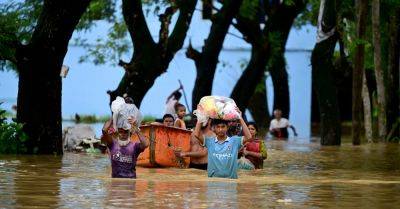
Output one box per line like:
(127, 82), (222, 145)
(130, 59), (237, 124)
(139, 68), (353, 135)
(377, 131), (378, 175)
(240, 122), (267, 169)
(175, 119), (214, 170)
(269, 109), (297, 139)
(101, 117), (148, 178)
(194, 108), (252, 179)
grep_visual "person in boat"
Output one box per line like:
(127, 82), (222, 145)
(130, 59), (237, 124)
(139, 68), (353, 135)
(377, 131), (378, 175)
(151, 114), (175, 127)
(175, 119), (214, 170)
(164, 85), (183, 118)
(101, 117), (148, 178)
(193, 108), (252, 179)
(239, 122), (267, 169)
(174, 103), (187, 129)
(269, 109), (297, 139)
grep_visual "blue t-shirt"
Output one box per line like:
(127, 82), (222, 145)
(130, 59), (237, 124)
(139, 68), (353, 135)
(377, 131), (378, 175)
(205, 136), (243, 179)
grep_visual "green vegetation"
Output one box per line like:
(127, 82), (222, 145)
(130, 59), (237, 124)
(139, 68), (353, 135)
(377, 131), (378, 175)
(0, 104), (28, 154)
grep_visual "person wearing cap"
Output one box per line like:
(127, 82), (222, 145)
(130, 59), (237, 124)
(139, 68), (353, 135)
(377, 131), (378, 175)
(101, 117), (148, 178)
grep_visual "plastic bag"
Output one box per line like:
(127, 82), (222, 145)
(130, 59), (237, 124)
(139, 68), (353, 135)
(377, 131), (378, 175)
(237, 156), (255, 170)
(194, 96), (241, 124)
(111, 96), (143, 130)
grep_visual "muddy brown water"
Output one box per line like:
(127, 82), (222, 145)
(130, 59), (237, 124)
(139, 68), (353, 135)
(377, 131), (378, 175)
(1, 140), (399, 208)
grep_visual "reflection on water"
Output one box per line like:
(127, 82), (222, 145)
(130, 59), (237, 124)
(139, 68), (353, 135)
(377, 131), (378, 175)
(1, 141), (399, 208)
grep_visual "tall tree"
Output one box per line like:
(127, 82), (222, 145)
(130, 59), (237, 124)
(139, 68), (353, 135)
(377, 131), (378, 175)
(231, 0), (306, 119)
(107, 0), (197, 107)
(362, 73), (373, 143)
(385, 5), (399, 141)
(0, 0), (92, 154)
(311, 0), (341, 145)
(352, 0), (368, 145)
(371, 0), (387, 140)
(186, 0), (244, 111)
(247, 79), (271, 137)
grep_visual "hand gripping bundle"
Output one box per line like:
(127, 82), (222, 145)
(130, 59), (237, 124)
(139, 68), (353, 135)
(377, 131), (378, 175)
(193, 96), (240, 125)
(111, 96), (143, 131)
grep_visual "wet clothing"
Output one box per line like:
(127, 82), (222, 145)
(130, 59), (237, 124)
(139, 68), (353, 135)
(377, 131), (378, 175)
(205, 136), (243, 179)
(107, 139), (144, 178)
(189, 163), (208, 170)
(243, 139), (267, 169)
(270, 118), (290, 138)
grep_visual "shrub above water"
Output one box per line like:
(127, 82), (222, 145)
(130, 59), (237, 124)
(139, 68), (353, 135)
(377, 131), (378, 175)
(0, 106), (28, 154)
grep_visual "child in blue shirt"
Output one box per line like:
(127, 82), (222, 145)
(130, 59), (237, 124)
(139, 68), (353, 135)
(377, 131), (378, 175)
(193, 109), (252, 179)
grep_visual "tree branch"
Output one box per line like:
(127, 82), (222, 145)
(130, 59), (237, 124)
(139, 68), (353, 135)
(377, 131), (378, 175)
(158, 6), (177, 54)
(185, 40), (201, 64)
(167, 0), (197, 54)
(233, 15), (263, 45)
(122, 0), (155, 53)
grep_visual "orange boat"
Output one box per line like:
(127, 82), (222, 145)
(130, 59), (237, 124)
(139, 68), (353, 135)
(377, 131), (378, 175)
(131, 124), (192, 168)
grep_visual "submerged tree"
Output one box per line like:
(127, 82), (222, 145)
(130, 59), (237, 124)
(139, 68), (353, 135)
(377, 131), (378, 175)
(231, 0), (306, 125)
(106, 0), (197, 107)
(186, 0), (244, 111)
(0, 0), (114, 154)
(311, 0), (341, 145)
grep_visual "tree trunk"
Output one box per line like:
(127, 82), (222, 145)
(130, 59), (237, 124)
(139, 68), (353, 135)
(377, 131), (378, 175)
(248, 79), (271, 138)
(371, 0), (387, 140)
(386, 8), (400, 141)
(230, 0), (305, 118)
(188, 0), (244, 111)
(311, 0), (341, 145)
(362, 73), (373, 143)
(231, 46), (269, 111)
(109, 0), (197, 107)
(352, 0), (368, 145)
(269, 51), (290, 118)
(16, 0), (91, 154)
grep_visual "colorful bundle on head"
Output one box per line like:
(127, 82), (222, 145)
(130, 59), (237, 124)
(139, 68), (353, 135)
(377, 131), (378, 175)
(193, 96), (240, 124)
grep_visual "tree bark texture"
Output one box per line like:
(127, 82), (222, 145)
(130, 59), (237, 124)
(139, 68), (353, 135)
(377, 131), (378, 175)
(231, 0), (306, 118)
(386, 7), (399, 141)
(311, 0), (341, 145)
(362, 73), (373, 143)
(187, 0), (244, 111)
(352, 0), (368, 145)
(16, 0), (91, 154)
(109, 0), (197, 107)
(248, 79), (271, 137)
(371, 0), (387, 140)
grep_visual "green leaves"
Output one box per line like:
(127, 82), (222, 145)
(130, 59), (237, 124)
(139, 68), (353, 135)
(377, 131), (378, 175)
(0, 104), (28, 154)
(76, 0), (117, 31)
(77, 18), (130, 65)
(239, 0), (260, 20)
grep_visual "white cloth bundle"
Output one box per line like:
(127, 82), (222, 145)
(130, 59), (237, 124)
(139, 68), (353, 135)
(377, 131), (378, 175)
(111, 96), (143, 130)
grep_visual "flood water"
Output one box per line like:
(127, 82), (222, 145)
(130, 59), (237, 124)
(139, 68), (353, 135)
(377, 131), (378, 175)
(1, 140), (399, 208)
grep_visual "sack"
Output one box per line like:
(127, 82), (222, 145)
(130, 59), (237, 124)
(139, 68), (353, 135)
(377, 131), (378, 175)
(193, 96), (241, 124)
(111, 96), (143, 130)
(237, 156), (255, 170)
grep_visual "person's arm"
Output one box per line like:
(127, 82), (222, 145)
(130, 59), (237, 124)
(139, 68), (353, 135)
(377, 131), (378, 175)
(135, 131), (149, 150)
(243, 149), (263, 159)
(174, 119), (185, 129)
(101, 119), (113, 146)
(180, 148), (207, 158)
(127, 117), (148, 149)
(289, 125), (298, 137)
(193, 120), (205, 145)
(166, 86), (182, 103)
(236, 108), (252, 144)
